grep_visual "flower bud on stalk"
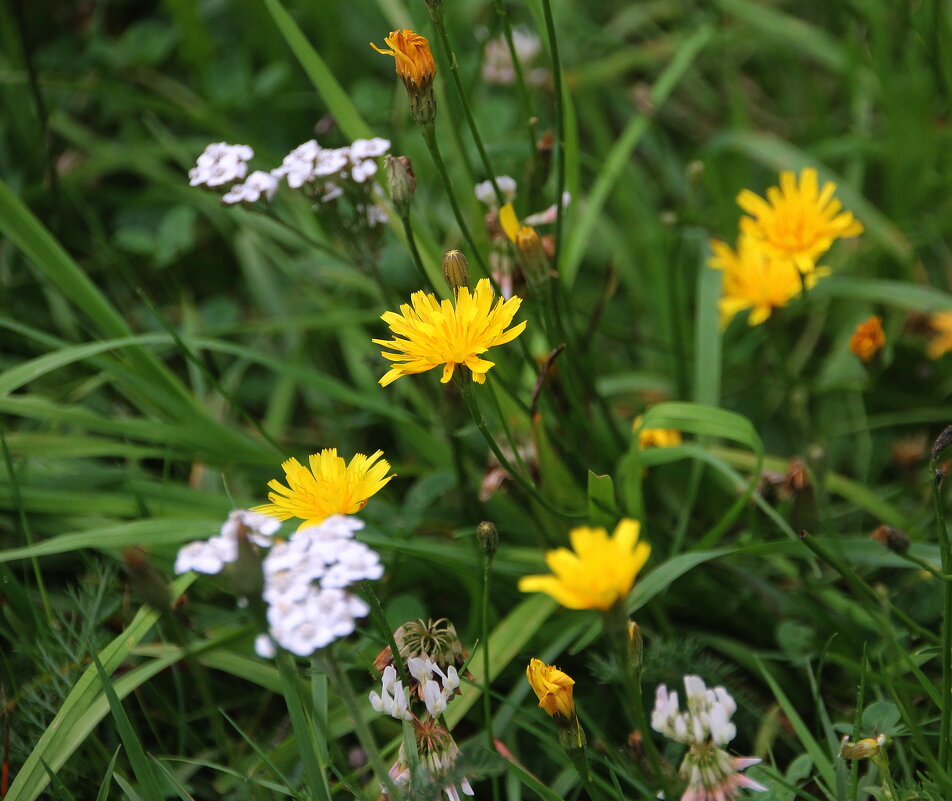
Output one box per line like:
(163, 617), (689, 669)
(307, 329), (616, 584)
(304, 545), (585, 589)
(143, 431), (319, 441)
(515, 224), (550, 291)
(526, 658), (588, 775)
(371, 30), (438, 126)
(476, 520), (498, 558)
(442, 249), (471, 294)
(386, 155), (416, 219)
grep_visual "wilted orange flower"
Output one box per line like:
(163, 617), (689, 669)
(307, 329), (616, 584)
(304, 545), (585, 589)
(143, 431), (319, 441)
(849, 316), (885, 362)
(526, 658), (575, 719)
(737, 167), (863, 274)
(374, 278), (526, 386)
(709, 236), (828, 327)
(370, 29), (436, 89)
(927, 311), (952, 359)
(252, 449), (394, 529)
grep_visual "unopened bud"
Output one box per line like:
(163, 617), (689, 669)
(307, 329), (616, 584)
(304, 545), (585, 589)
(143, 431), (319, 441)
(386, 155), (416, 218)
(515, 225), (549, 290)
(627, 620), (643, 672)
(477, 520), (498, 557)
(870, 524), (910, 554)
(839, 734), (887, 760)
(442, 249), (470, 293)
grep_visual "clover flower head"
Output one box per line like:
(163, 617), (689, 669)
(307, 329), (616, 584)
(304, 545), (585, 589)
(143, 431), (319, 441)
(369, 665), (414, 721)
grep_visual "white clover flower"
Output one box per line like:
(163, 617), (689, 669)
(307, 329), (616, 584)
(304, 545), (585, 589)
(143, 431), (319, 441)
(221, 170), (279, 204)
(174, 509), (281, 575)
(406, 657), (461, 716)
(188, 142), (254, 187)
(474, 175), (517, 206)
(370, 665), (414, 721)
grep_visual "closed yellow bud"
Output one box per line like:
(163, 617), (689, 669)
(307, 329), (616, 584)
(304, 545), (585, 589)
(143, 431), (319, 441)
(526, 658), (575, 719)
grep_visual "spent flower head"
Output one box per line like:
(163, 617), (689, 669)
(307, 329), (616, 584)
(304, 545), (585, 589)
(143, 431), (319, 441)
(373, 277), (527, 386)
(737, 167), (863, 274)
(526, 658), (575, 719)
(252, 449), (393, 530)
(371, 30), (437, 124)
(518, 518), (650, 610)
(849, 315), (885, 362)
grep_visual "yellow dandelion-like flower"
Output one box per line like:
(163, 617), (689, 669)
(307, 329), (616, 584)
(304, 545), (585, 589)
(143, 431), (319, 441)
(849, 315), (885, 362)
(927, 311), (952, 359)
(737, 167), (863, 274)
(709, 236), (828, 327)
(252, 449), (394, 530)
(373, 277), (527, 386)
(518, 519), (650, 611)
(632, 414), (682, 450)
(526, 658), (575, 719)
(370, 29), (436, 89)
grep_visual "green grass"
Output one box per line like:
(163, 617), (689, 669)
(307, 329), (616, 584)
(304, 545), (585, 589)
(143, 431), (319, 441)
(3, 0), (952, 799)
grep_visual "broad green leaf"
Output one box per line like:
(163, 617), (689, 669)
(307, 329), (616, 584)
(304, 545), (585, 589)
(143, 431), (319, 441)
(587, 471), (617, 528)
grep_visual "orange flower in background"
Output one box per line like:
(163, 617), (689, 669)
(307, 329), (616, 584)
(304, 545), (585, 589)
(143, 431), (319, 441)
(371, 29), (436, 89)
(526, 658), (575, 719)
(709, 236), (828, 327)
(927, 311), (952, 359)
(849, 316), (885, 362)
(632, 415), (682, 450)
(736, 167), (863, 274)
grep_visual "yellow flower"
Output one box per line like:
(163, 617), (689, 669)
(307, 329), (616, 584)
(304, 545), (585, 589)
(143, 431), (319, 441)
(252, 449), (393, 530)
(849, 315), (885, 362)
(518, 519), (650, 610)
(374, 277), (527, 386)
(709, 236), (828, 327)
(632, 415), (682, 450)
(370, 29), (436, 89)
(927, 311), (952, 359)
(736, 167), (863, 273)
(526, 658), (575, 719)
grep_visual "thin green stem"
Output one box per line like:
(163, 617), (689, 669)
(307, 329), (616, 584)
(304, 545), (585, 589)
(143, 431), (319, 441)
(492, 0), (541, 183)
(419, 123), (490, 276)
(481, 550), (500, 801)
(428, 6), (503, 204)
(360, 582), (409, 687)
(931, 459), (952, 770)
(401, 213), (440, 294)
(541, 0), (566, 273)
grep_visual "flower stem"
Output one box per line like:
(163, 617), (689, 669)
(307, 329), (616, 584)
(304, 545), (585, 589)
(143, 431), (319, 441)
(931, 453), (952, 770)
(540, 0), (566, 273)
(481, 549), (500, 801)
(359, 582), (409, 687)
(427, 5), (504, 205)
(400, 213), (440, 294)
(419, 122), (490, 276)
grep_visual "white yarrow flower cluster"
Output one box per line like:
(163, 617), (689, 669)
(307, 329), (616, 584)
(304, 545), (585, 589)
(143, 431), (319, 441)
(222, 170), (279, 205)
(174, 510), (280, 575)
(188, 142), (253, 188)
(652, 676), (767, 801)
(255, 515), (383, 657)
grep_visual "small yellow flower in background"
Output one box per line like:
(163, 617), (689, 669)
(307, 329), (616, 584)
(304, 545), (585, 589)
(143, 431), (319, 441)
(499, 203), (521, 242)
(526, 658), (575, 719)
(709, 236), (828, 327)
(374, 277), (527, 386)
(518, 519), (650, 610)
(252, 449), (394, 529)
(736, 167), (863, 274)
(927, 311), (952, 359)
(370, 29), (436, 89)
(632, 414), (682, 450)
(849, 315), (885, 362)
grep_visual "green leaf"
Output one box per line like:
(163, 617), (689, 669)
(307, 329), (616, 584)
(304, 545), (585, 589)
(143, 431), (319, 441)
(587, 471), (617, 528)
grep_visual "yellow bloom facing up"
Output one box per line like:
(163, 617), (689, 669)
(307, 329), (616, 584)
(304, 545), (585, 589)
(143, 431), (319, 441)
(737, 167), (863, 274)
(849, 315), (885, 362)
(927, 311), (952, 359)
(709, 236), (828, 327)
(526, 658), (575, 719)
(252, 449), (394, 530)
(370, 29), (436, 89)
(518, 519), (650, 611)
(374, 277), (527, 386)
(632, 414), (683, 450)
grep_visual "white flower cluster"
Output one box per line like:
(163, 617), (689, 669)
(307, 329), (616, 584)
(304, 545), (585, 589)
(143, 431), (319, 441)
(386, 741), (475, 801)
(482, 29), (547, 86)
(187, 136), (391, 220)
(474, 175), (518, 206)
(369, 665), (413, 721)
(255, 515), (383, 657)
(652, 675), (738, 746)
(188, 142), (254, 188)
(174, 510), (280, 575)
(408, 657), (460, 717)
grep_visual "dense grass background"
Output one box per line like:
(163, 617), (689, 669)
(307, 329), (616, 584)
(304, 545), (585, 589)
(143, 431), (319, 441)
(3, 0), (952, 799)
